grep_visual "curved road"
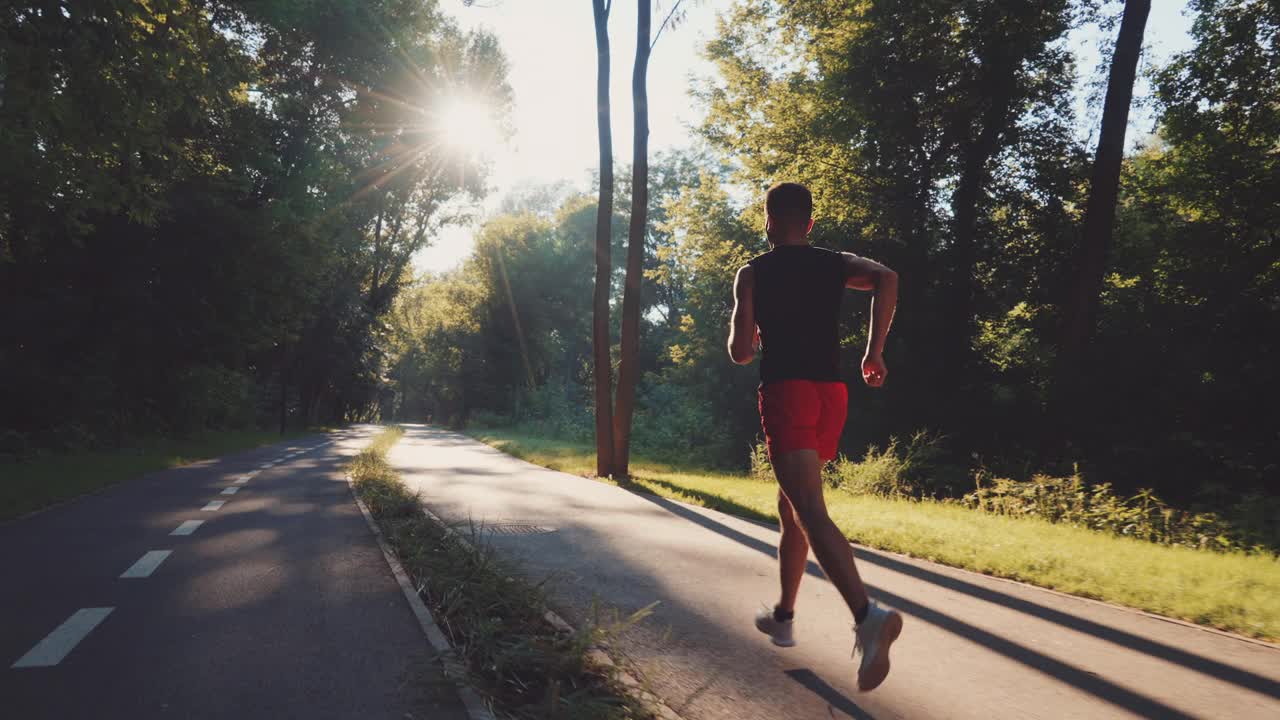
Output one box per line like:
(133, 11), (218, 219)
(389, 424), (1280, 720)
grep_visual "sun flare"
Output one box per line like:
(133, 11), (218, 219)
(434, 96), (502, 158)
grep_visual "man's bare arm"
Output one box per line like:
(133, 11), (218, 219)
(728, 265), (757, 365)
(843, 253), (899, 386)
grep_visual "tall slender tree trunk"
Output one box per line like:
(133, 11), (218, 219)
(612, 0), (651, 478)
(944, 49), (1019, 425)
(591, 0), (615, 477)
(1055, 0), (1151, 425)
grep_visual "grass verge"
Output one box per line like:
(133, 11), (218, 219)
(470, 427), (1280, 643)
(1, 428), (320, 522)
(348, 426), (662, 720)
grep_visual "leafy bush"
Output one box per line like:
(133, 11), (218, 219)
(962, 472), (1277, 554)
(747, 431), (961, 498)
(749, 440), (774, 482)
(630, 380), (733, 466)
(511, 382), (594, 443)
(170, 365), (255, 433)
(749, 430), (1276, 555)
(823, 431), (960, 498)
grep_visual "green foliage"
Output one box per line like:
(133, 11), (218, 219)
(375, 0), (1276, 539)
(823, 432), (960, 499)
(962, 472), (1279, 555)
(2, 1), (510, 447)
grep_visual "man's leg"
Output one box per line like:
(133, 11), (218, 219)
(772, 448), (869, 621)
(776, 490), (809, 614)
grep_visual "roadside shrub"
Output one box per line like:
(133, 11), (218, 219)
(749, 441), (773, 482)
(748, 431), (961, 498)
(825, 431), (960, 498)
(511, 382), (593, 443)
(962, 473), (1276, 554)
(170, 365), (254, 432)
(630, 380), (732, 466)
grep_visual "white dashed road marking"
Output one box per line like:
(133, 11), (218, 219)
(170, 520), (204, 536)
(201, 501), (225, 512)
(234, 477), (251, 485)
(258, 463), (273, 470)
(221, 487), (239, 496)
(12, 608), (114, 668)
(120, 550), (172, 579)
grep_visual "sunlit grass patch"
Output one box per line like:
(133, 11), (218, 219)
(470, 427), (1280, 642)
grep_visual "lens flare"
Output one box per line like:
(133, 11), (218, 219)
(434, 96), (501, 158)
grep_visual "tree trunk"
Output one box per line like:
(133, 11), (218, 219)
(612, 0), (651, 478)
(1055, 0), (1151, 424)
(591, 0), (615, 477)
(944, 49), (1019, 424)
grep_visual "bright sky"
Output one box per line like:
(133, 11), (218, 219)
(415, 0), (1197, 274)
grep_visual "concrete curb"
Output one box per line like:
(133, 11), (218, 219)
(414, 504), (687, 720)
(346, 474), (496, 720)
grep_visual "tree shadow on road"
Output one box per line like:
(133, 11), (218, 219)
(623, 488), (1206, 720)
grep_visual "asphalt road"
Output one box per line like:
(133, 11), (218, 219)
(1, 427), (467, 720)
(388, 424), (1280, 720)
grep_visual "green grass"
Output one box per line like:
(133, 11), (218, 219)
(349, 426), (661, 720)
(470, 427), (1280, 643)
(1, 428), (321, 522)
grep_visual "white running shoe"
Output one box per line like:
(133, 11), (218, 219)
(853, 600), (903, 692)
(754, 606), (796, 647)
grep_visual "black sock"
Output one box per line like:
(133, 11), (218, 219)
(854, 602), (869, 625)
(773, 606), (794, 623)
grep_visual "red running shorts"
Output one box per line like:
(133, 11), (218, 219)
(757, 380), (848, 462)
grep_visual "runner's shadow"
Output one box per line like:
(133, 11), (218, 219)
(624, 488), (1200, 720)
(784, 669), (876, 720)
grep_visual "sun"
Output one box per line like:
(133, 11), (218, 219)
(434, 96), (502, 158)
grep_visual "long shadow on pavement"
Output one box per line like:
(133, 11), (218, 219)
(785, 669), (875, 720)
(626, 489), (1202, 720)
(631, 476), (1279, 700)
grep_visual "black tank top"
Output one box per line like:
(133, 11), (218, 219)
(748, 245), (846, 385)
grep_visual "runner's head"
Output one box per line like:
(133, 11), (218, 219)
(765, 182), (814, 245)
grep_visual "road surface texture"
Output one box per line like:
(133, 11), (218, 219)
(389, 424), (1280, 720)
(1, 426), (468, 720)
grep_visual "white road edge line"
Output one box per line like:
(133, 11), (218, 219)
(346, 475), (496, 720)
(221, 487), (239, 496)
(120, 550), (172, 579)
(201, 500), (225, 511)
(171, 520), (204, 536)
(12, 607), (114, 668)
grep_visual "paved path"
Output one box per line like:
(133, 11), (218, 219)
(1, 427), (467, 720)
(389, 424), (1280, 720)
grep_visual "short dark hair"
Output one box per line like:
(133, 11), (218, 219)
(765, 182), (812, 227)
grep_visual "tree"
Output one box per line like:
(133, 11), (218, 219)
(590, 0), (616, 476)
(1055, 0), (1152, 422)
(611, 0), (653, 477)
(0, 1), (508, 449)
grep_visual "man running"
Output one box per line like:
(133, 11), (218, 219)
(727, 182), (903, 692)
